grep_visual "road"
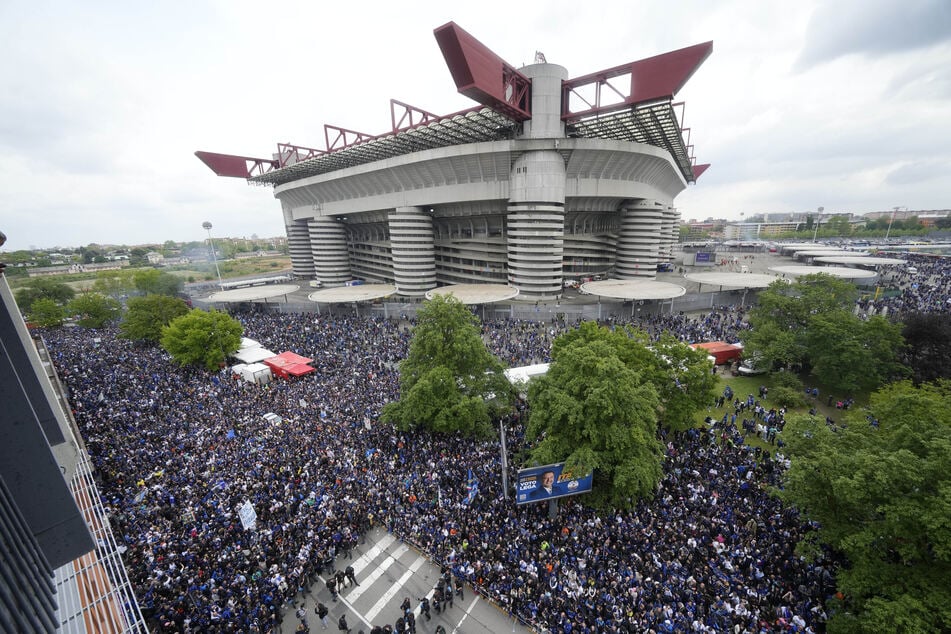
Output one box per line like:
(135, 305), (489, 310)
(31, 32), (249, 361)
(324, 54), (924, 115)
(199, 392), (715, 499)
(280, 528), (531, 634)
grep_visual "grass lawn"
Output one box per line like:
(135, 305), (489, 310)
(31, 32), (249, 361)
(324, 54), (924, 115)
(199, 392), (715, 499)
(691, 370), (867, 455)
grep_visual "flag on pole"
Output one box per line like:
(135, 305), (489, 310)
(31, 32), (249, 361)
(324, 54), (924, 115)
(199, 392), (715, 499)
(463, 468), (479, 505)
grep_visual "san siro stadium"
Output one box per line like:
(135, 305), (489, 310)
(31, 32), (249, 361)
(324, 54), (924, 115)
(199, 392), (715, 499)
(197, 22), (711, 300)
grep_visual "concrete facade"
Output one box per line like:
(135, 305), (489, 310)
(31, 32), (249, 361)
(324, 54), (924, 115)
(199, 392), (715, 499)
(274, 63), (689, 300)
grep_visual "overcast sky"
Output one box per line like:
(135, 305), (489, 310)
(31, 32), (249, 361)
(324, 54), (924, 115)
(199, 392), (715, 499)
(2, 0), (949, 251)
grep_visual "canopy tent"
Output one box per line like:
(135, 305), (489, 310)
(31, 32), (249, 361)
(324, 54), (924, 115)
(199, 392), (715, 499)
(263, 351), (315, 378)
(232, 346), (277, 364)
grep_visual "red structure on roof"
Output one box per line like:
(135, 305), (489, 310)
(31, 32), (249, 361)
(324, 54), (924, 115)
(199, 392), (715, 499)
(690, 342), (743, 365)
(263, 352), (315, 379)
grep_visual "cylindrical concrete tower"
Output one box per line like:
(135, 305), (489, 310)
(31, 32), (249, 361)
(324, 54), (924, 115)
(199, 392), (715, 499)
(308, 217), (352, 285)
(388, 206), (436, 296)
(284, 207), (315, 278)
(506, 63), (568, 300)
(616, 200), (664, 279)
(660, 205), (679, 264)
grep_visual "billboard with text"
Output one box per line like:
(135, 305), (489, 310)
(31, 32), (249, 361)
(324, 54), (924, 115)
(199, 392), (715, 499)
(515, 463), (593, 505)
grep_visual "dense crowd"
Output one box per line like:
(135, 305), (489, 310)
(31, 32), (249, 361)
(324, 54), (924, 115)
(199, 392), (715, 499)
(858, 253), (951, 316)
(44, 307), (837, 633)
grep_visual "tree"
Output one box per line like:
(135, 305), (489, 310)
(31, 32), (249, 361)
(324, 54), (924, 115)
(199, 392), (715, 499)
(120, 294), (189, 342)
(66, 292), (121, 328)
(806, 311), (906, 394)
(160, 308), (243, 371)
(27, 298), (65, 328)
(900, 312), (951, 385)
(92, 269), (136, 299)
(14, 278), (75, 312)
(742, 274), (859, 371)
(380, 295), (512, 437)
(526, 322), (665, 507)
(133, 269), (183, 296)
(780, 381), (951, 633)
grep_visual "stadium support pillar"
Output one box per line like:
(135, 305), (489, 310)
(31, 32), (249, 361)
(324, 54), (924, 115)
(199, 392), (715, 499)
(388, 207), (436, 297)
(660, 205), (679, 264)
(285, 212), (315, 279)
(308, 217), (352, 285)
(506, 151), (565, 300)
(616, 200), (664, 279)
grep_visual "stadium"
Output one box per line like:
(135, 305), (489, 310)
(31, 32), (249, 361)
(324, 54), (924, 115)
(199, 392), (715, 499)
(197, 22), (711, 300)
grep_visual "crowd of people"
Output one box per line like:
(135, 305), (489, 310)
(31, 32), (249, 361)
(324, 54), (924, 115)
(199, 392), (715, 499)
(44, 307), (837, 633)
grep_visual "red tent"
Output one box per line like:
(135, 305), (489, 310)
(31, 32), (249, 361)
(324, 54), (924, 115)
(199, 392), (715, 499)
(263, 351), (315, 379)
(689, 341), (744, 365)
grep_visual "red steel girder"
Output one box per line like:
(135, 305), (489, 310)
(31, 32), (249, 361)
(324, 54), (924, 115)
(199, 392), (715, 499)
(391, 99), (440, 132)
(433, 21), (531, 122)
(693, 163), (710, 180)
(276, 143), (326, 167)
(325, 124), (377, 152)
(194, 151), (278, 179)
(562, 41), (712, 121)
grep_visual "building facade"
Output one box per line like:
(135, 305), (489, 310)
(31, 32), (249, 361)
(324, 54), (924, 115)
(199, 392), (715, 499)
(198, 23), (711, 300)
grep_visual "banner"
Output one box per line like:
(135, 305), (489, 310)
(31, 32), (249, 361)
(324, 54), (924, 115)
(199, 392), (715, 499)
(463, 468), (479, 505)
(515, 463), (593, 505)
(237, 500), (257, 531)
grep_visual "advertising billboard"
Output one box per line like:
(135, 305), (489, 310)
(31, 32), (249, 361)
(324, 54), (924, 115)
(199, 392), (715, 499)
(694, 251), (714, 263)
(515, 463), (593, 505)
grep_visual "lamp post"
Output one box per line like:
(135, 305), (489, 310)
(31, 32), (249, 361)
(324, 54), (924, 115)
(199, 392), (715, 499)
(885, 206), (902, 241)
(202, 221), (223, 288)
(813, 206), (824, 242)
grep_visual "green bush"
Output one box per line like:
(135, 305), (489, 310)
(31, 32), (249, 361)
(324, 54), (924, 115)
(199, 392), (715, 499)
(769, 370), (804, 391)
(771, 385), (806, 409)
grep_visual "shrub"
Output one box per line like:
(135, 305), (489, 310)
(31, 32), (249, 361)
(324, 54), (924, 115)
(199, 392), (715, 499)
(771, 385), (806, 409)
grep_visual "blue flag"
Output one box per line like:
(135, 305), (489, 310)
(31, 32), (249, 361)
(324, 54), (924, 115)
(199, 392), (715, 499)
(463, 468), (479, 505)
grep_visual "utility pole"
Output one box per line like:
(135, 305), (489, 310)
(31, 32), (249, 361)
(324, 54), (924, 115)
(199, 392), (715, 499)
(203, 221), (224, 288)
(885, 206), (902, 241)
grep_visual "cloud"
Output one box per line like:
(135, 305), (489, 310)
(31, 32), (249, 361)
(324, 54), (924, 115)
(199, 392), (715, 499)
(796, 0), (951, 70)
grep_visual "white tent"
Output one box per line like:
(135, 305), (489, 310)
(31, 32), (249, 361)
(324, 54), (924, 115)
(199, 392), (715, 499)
(240, 363), (272, 385)
(232, 346), (276, 364)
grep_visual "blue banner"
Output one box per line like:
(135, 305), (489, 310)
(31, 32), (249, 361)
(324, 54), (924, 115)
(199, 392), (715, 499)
(515, 463), (593, 505)
(463, 468), (479, 505)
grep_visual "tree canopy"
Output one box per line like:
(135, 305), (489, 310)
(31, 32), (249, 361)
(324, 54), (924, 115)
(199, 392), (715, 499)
(780, 380), (951, 633)
(899, 312), (951, 385)
(27, 298), (65, 328)
(380, 295), (512, 437)
(120, 294), (190, 342)
(526, 322), (667, 507)
(14, 278), (75, 312)
(742, 274), (905, 393)
(133, 269), (183, 296)
(66, 292), (121, 328)
(160, 308), (243, 371)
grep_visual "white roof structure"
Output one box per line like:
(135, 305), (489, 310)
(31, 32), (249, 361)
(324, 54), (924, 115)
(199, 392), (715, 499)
(207, 284), (300, 303)
(232, 346), (277, 364)
(308, 284), (398, 303)
(580, 279), (686, 300)
(504, 363), (550, 387)
(425, 284), (520, 304)
(812, 256), (907, 266)
(684, 272), (780, 289)
(769, 265), (878, 280)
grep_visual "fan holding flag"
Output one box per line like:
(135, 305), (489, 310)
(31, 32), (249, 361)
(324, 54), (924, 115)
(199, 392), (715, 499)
(463, 468), (479, 505)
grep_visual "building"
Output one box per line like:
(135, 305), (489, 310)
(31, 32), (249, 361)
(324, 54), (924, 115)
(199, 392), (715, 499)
(198, 23), (711, 300)
(1, 247), (147, 633)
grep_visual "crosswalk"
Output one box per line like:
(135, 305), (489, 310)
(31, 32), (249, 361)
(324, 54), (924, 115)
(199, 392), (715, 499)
(282, 529), (527, 634)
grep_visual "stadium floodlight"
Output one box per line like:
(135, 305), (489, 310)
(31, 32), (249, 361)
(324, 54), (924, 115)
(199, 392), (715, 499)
(203, 221), (224, 288)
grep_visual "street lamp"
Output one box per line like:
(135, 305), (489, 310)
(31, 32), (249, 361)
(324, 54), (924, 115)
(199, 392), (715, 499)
(885, 206), (903, 242)
(203, 221), (223, 288)
(813, 206), (824, 242)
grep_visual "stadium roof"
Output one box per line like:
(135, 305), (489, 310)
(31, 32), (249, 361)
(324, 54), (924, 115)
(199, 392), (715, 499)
(425, 283), (519, 304)
(769, 265), (878, 280)
(581, 279), (686, 300)
(684, 272), (780, 289)
(207, 284), (300, 303)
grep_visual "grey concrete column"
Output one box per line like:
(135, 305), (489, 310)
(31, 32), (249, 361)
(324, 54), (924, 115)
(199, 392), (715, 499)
(616, 200), (664, 279)
(308, 217), (352, 284)
(285, 216), (315, 278)
(388, 206), (436, 296)
(506, 151), (566, 299)
(660, 205), (679, 264)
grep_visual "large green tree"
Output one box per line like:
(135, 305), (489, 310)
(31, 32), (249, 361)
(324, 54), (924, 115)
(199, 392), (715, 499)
(526, 322), (666, 507)
(133, 269), (183, 296)
(120, 294), (190, 342)
(381, 295), (512, 437)
(900, 312), (951, 385)
(780, 381), (951, 632)
(27, 298), (65, 328)
(14, 278), (75, 312)
(92, 269), (136, 299)
(742, 274), (904, 392)
(160, 308), (243, 371)
(66, 292), (121, 328)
